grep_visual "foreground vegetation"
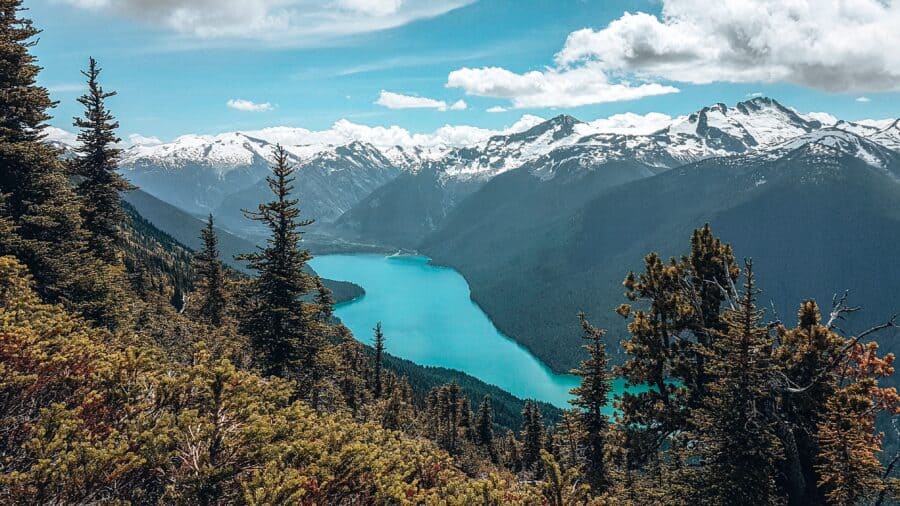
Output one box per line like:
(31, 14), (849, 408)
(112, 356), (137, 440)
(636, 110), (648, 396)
(2, 0), (900, 503)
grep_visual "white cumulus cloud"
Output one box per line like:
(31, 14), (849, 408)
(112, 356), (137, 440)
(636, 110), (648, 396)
(57, 0), (474, 45)
(227, 98), (274, 112)
(375, 91), (465, 112)
(554, 0), (900, 93)
(584, 112), (676, 135)
(856, 96), (871, 103)
(486, 106), (507, 113)
(446, 63), (678, 109)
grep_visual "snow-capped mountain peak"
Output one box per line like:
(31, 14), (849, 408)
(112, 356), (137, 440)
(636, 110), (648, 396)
(869, 119), (900, 151)
(767, 128), (899, 176)
(122, 132), (276, 175)
(664, 97), (821, 154)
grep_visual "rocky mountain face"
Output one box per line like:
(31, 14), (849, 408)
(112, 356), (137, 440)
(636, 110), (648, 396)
(118, 134), (405, 239)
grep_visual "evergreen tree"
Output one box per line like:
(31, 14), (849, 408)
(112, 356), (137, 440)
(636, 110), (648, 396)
(773, 300), (846, 504)
(423, 383), (470, 455)
(72, 57), (132, 263)
(569, 312), (613, 491)
(520, 401), (545, 476)
(313, 277), (334, 322)
(333, 327), (371, 416)
(540, 450), (591, 506)
(501, 430), (522, 473)
(193, 215), (227, 326)
(373, 321), (385, 399)
(440, 382), (463, 454)
(616, 224), (739, 466)
(555, 408), (587, 471)
(475, 396), (497, 462)
(381, 383), (414, 431)
(239, 145), (324, 390)
(689, 263), (782, 504)
(0, 1), (125, 327)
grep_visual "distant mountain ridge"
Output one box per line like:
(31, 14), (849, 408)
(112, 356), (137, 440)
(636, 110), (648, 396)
(332, 98), (898, 247)
(28, 97), (888, 253)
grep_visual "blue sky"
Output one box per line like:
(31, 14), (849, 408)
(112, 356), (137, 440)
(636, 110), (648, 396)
(30, 0), (900, 141)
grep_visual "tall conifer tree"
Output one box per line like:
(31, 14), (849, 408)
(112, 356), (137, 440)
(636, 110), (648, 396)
(73, 57), (132, 263)
(475, 395), (497, 462)
(0, 1), (124, 327)
(689, 263), (782, 504)
(570, 313), (613, 491)
(520, 401), (545, 476)
(373, 321), (385, 399)
(193, 214), (227, 326)
(239, 145), (323, 387)
(313, 277), (334, 322)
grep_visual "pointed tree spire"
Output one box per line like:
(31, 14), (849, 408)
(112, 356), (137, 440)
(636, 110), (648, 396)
(0, 1), (125, 328)
(569, 312), (613, 491)
(373, 321), (385, 399)
(475, 395), (497, 462)
(239, 145), (326, 392)
(520, 400), (545, 477)
(193, 214), (227, 326)
(73, 56), (132, 263)
(690, 261), (782, 504)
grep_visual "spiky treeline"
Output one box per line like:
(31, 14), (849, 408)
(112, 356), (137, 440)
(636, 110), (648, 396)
(423, 382), (468, 454)
(0, 0), (124, 327)
(613, 226), (899, 504)
(239, 145), (327, 393)
(688, 261), (782, 504)
(72, 57), (132, 263)
(569, 312), (613, 492)
(193, 215), (227, 326)
(520, 400), (545, 476)
(372, 321), (385, 399)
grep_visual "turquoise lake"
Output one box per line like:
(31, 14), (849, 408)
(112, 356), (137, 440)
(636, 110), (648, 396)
(310, 254), (644, 408)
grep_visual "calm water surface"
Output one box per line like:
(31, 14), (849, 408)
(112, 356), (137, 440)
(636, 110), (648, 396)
(310, 254), (644, 408)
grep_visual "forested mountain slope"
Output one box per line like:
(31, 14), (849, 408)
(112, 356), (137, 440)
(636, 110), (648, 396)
(123, 188), (556, 426)
(425, 131), (900, 372)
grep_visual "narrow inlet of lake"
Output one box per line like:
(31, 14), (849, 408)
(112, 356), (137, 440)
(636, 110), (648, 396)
(311, 254), (590, 407)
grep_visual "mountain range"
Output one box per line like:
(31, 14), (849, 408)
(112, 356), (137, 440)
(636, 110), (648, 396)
(93, 96), (900, 372)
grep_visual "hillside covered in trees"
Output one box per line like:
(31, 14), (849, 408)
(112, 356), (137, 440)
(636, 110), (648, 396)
(3, 0), (900, 504)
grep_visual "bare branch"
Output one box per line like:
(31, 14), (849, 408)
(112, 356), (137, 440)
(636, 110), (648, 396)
(722, 257), (739, 309)
(826, 290), (861, 332)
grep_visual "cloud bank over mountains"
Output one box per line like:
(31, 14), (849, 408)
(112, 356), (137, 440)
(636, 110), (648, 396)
(45, 110), (704, 150)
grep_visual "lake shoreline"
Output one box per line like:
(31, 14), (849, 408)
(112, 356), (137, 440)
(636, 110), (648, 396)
(310, 253), (582, 407)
